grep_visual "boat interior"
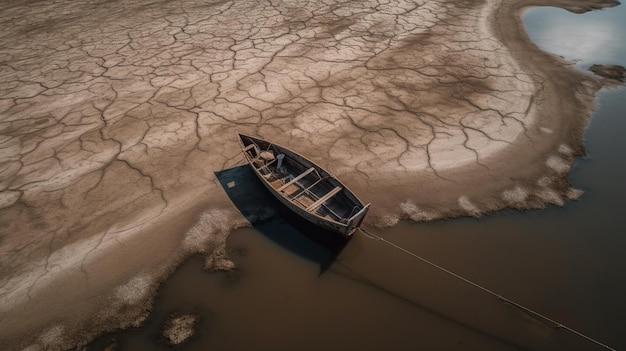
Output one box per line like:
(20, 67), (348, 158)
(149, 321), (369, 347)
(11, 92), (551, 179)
(242, 139), (362, 224)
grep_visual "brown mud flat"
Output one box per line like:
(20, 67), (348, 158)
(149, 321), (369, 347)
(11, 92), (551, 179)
(0, 0), (620, 349)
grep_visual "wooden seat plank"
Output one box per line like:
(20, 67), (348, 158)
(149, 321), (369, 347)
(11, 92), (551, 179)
(277, 167), (316, 192)
(306, 186), (342, 212)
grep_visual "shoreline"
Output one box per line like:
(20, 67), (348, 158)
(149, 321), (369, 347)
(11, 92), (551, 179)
(365, 0), (620, 224)
(0, 0), (621, 349)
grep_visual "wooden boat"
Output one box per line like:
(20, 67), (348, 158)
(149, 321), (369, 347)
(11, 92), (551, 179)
(238, 133), (370, 237)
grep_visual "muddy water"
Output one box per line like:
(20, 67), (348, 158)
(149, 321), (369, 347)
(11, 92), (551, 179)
(87, 5), (626, 351)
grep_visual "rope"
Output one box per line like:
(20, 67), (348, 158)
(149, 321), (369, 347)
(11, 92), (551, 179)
(358, 228), (616, 351)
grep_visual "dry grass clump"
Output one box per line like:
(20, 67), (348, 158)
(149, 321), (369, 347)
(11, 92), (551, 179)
(162, 314), (198, 345)
(457, 195), (481, 217)
(21, 325), (65, 351)
(115, 274), (153, 305)
(502, 185), (528, 204)
(183, 209), (237, 253)
(535, 188), (565, 206)
(558, 143), (573, 155)
(546, 155), (570, 174)
(400, 200), (440, 221)
(566, 187), (584, 200)
(183, 209), (247, 271)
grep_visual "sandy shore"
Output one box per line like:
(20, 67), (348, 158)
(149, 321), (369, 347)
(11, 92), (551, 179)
(0, 0), (619, 348)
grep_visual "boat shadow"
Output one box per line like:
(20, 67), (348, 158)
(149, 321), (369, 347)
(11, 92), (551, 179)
(215, 164), (351, 274)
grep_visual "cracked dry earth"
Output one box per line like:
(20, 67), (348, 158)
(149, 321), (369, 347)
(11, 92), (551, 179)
(0, 0), (616, 348)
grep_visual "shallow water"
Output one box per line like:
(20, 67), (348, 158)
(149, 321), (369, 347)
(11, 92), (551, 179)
(524, 4), (626, 68)
(87, 5), (626, 351)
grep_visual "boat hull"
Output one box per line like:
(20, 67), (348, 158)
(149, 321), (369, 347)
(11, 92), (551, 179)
(238, 134), (369, 237)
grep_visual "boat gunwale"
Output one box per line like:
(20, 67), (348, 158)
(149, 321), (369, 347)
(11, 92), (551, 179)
(237, 133), (368, 231)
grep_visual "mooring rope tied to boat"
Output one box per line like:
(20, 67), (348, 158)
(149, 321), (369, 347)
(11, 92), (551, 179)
(357, 228), (616, 351)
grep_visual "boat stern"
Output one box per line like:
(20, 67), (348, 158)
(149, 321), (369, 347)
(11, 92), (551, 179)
(345, 203), (370, 237)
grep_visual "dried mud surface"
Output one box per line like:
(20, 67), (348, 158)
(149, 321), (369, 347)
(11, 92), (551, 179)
(0, 0), (618, 349)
